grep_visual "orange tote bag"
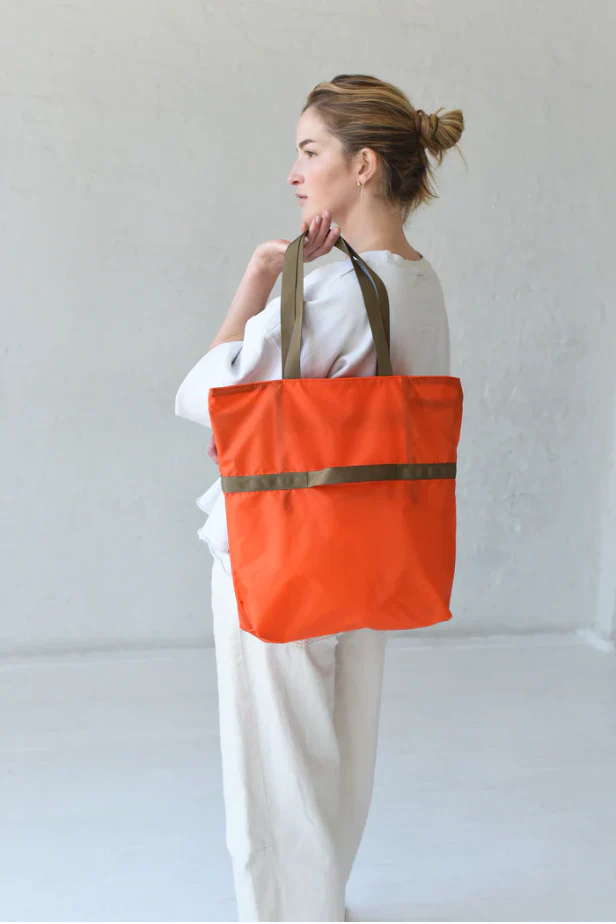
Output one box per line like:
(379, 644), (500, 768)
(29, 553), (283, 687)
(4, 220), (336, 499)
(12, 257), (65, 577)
(208, 231), (464, 643)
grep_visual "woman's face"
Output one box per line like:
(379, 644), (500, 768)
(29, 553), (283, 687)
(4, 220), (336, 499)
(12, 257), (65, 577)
(288, 110), (358, 226)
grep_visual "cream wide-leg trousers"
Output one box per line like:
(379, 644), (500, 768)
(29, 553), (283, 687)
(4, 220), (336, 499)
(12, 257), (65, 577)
(210, 555), (387, 922)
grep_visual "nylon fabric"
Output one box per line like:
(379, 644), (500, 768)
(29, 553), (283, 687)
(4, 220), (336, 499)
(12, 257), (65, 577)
(208, 230), (464, 644)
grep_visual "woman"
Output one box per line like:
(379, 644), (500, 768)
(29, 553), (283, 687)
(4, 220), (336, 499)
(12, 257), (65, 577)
(175, 74), (465, 922)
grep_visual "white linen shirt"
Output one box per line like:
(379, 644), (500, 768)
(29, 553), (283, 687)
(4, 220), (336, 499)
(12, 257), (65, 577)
(175, 249), (451, 575)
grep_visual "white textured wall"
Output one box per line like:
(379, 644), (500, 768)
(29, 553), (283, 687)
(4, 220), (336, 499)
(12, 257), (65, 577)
(1, 0), (614, 653)
(598, 402), (616, 642)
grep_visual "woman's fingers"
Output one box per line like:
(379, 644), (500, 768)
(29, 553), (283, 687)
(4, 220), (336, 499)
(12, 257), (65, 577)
(303, 211), (340, 260)
(207, 433), (218, 463)
(303, 214), (319, 244)
(312, 212), (328, 246)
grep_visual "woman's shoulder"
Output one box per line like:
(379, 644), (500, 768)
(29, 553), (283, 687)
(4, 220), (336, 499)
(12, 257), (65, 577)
(318, 251), (439, 292)
(259, 251), (441, 339)
(303, 259), (349, 293)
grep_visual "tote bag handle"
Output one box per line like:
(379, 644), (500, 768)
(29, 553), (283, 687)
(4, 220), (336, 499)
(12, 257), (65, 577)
(280, 229), (394, 380)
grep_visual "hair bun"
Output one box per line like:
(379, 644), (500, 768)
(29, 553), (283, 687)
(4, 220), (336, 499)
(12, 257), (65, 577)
(414, 108), (438, 140)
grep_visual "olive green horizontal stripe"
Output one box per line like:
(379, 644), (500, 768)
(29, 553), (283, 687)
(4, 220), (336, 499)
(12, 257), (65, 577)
(221, 462), (456, 494)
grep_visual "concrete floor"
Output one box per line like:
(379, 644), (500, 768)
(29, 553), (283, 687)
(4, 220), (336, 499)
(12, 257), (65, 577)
(1, 634), (615, 922)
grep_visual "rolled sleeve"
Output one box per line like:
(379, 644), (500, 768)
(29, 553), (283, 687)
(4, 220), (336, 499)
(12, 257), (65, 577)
(174, 310), (281, 428)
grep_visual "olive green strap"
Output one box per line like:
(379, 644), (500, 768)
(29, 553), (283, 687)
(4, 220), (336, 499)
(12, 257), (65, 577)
(221, 462), (456, 494)
(281, 230), (394, 379)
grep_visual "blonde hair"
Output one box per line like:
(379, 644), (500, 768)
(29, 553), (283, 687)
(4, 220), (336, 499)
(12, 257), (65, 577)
(302, 74), (466, 225)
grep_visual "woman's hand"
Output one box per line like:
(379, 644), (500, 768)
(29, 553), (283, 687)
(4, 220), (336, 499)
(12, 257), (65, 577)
(207, 432), (219, 465)
(300, 210), (341, 261)
(252, 210), (341, 277)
